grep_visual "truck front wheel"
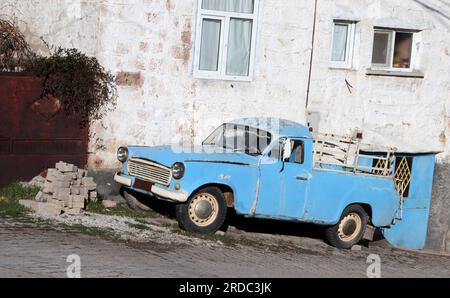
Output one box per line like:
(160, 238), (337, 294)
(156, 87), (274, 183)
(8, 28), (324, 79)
(325, 205), (367, 249)
(176, 187), (227, 234)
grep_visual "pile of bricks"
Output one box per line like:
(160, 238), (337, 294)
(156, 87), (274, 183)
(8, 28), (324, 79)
(22, 162), (97, 216)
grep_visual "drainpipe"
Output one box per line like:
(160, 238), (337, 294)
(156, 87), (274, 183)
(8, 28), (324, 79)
(305, 0), (318, 110)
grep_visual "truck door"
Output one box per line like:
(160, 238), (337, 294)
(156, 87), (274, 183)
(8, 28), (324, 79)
(279, 138), (312, 219)
(254, 139), (284, 216)
(255, 138), (312, 219)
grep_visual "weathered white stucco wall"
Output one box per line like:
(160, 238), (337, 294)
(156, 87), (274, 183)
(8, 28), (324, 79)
(308, 0), (450, 158)
(2, 0), (315, 168)
(1, 0), (449, 165)
(92, 0), (316, 168)
(0, 0), (100, 56)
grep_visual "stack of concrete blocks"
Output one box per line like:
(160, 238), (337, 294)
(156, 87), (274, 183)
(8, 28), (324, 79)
(35, 162), (97, 215)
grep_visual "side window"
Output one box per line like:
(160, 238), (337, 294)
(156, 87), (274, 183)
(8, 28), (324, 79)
(289, 140), (304, 164)
(268, 141), (282, 160)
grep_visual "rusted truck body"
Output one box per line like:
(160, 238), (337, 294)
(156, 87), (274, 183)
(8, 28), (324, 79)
(114, 118), (436, 249)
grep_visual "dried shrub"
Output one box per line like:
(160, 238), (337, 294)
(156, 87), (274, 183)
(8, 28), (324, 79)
(0, 19), (33, 72)
(0, 19), (116, 126)
(24, 47), (117, 127)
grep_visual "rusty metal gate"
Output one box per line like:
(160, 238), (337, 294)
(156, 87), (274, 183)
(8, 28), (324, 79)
(0, 74), (88, 187)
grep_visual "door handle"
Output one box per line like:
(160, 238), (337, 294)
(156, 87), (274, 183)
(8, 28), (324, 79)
(296, 176), (309, 181)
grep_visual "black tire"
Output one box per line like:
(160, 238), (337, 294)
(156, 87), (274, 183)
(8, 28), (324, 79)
(121, 188), (151, 211)
(325, 205), (367, 249)
(176, 187), (227, 234)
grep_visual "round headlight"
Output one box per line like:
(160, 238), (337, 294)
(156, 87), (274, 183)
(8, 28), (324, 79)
(117, 147), (129, 163)
(172, 162), (185, 180)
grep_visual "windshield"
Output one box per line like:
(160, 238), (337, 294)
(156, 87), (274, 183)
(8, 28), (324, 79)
(203, 124), (272, 156)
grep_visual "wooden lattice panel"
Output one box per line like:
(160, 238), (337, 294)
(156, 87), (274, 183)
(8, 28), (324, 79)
(373, 159), (387, 176)
(395, 157), (412, 198)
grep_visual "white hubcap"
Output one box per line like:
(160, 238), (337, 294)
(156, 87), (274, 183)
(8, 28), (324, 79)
(338, 213), (362, 242)
(188, 193), (219, 227)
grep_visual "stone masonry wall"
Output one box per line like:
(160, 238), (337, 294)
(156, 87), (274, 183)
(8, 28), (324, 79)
(427, 162), (450, 251)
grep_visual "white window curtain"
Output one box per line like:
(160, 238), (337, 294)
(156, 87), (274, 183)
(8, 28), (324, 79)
(202, 0), (254, 13)
(196, 0), (257, 79)
(331, 24), (348, 62)
(199, 19), (222, 71)
(226, 18), (253, 76)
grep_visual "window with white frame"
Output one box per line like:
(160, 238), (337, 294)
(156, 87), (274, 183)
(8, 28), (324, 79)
(330, 20), (356, 68)
(194, 0), (259, 81)
(371, 28), (415, 70)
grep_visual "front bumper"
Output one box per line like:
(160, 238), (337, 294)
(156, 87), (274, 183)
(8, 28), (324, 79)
(114, 173), (189, 203)
(114, 173), (132, 187)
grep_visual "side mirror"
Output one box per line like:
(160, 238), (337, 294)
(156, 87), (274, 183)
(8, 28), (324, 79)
(282, 140), (292, 162)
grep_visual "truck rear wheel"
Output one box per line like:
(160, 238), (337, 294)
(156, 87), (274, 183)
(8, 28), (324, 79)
(325, 205), (367, 249)
(176, 187), (227, 234)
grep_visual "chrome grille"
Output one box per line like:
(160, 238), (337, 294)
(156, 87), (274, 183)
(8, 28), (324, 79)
(128, 159), (172, 186)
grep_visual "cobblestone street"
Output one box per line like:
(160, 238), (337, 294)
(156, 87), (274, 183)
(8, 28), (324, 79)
(1, 218), (450, 278)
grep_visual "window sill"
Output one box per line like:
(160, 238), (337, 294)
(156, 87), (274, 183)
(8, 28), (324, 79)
(366, 69), (424, 78)
(193, 72), (253, 82)
(328, 66), (357, 72)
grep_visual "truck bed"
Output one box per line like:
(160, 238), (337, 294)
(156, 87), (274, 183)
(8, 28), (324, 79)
(313, 132), (396, 177)
(313, 132), (412, 198)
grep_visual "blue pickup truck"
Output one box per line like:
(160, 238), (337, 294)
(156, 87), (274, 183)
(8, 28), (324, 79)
(114, 118), (435, 249)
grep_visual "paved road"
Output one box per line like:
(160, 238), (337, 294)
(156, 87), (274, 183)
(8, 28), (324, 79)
(1, 219), (450, 278)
